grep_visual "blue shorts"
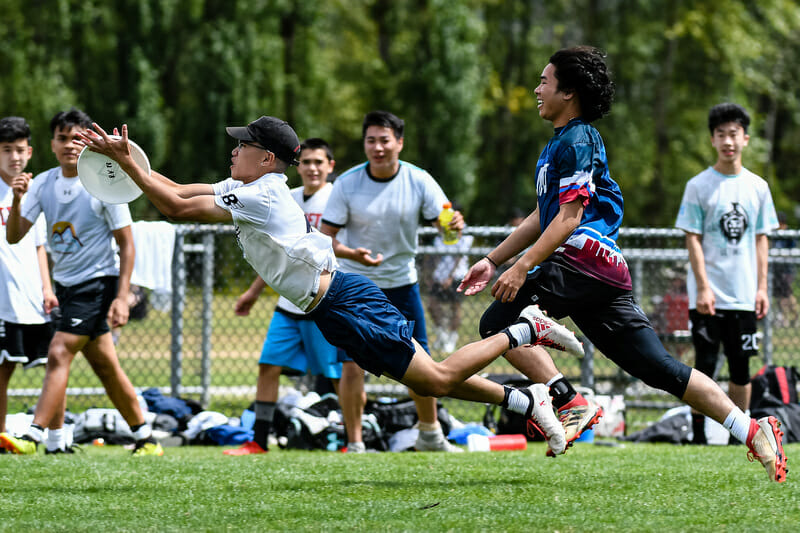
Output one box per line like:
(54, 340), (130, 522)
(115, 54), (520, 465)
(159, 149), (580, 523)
(259, 308), (342, 379)
(309, 272), (416, 379)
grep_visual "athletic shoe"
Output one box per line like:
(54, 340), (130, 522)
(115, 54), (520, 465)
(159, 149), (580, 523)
(524, 384), (567, 456)
(223, 441), (268, 456)
(517, 305), (584, 356)
(131, 440), (164, 457)
(345, 442), (366, 453)
(545, 393), (603, 457)
(0, 433), (38, 455)
(415, 429), (464, 453)
(746, 416), (787, 483)
(45, 443), (82, 455)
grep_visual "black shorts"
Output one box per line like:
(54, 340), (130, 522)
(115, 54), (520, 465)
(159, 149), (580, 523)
(689, 309), (758, 384)
(0, 319), (54, 365)
(54, 276), (119, 340)
(479, 260), (692, 398)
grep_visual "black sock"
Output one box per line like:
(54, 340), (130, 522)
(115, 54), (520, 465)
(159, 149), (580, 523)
(253, 400), (276, 450)
(549, 377), (577, 410)
(692, 413), (707, 444)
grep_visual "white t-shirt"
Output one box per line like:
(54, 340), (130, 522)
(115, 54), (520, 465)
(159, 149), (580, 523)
(675, 166), (779, 310)
(322, 161), (448, 289)
(0, 181), (49, 324)
(212, 174), (337, 311)
(21, 167), (132, 287)
(275, 182), (343, 314)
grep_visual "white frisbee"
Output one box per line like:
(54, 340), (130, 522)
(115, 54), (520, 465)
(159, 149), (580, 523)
(77, 136), (149, 204)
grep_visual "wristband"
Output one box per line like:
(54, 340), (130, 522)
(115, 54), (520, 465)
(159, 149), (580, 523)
(483, 255), (499, 268)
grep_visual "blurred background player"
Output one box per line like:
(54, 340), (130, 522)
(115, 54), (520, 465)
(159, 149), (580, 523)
(0, 116), (57, 446)
(224, 138), (344, 455)
(2, 108), (161, 456)
(320, 110), (464, 453)
(676, 103), (779, 444)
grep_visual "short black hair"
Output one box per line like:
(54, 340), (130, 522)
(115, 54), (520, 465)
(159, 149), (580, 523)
(50, 107), (93, 136)
(300, 138), (334, 161)
(362, 110), (404, 140)
(0, 116), (32, 144)
(549, 46), (615, 123)
(708, 103), (750, 135)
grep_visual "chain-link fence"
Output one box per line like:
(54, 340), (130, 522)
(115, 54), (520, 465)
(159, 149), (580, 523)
(9, 226), (800, 427)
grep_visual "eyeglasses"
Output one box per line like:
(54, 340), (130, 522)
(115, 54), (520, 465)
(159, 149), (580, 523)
(237, 140), (270, 153)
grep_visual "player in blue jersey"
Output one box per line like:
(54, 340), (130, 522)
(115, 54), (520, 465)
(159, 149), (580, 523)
(460, 46), (786, 482)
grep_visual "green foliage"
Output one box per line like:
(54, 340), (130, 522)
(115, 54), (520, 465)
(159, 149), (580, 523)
(2, 0), (799, 224)
(0, 444), (796, 531)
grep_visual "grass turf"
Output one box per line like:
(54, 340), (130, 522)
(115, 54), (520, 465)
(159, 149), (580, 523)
(0, 441), (796, 532)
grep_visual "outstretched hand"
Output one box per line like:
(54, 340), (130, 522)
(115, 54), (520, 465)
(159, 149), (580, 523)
(352, 247), (383, 267)
(75, 123), (132, 164)
(457, 258), (495, 296)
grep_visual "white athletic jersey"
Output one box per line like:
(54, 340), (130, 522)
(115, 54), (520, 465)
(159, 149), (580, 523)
(275, 183), (343, 314)
(21, 167), (132, 286)
(213, 174), (338, 311)
(322, 161), (448, 289)
(675, 166), (779, 310)
(0, 181), (49, 324)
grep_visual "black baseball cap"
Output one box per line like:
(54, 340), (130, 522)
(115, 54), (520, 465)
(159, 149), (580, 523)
(226, 116), (301, 166)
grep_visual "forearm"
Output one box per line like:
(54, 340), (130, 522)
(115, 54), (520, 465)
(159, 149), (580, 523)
(514, 209), (578, 271)
(36, 246), (52, 293)
(488, 211), (541, 265)
(5, 199), (28, 243)
(686, 234), (710, 290)
(116, 240), (135, 300)
(756, 234), (769, 293)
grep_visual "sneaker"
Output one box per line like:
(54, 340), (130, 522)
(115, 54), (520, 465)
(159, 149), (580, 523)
(131, 440), (164, 457)
(524, 384), (567, 456)
(415, 429), (464, 452)
(0, 433), (38, 455)
(45, 443), (82, 455)
(345, 442), (366, 453)
(746, 416), (787, 483)
(545, 393), (603, 457)
(517, 305), (584, 356)
(223, 441), (268, 456)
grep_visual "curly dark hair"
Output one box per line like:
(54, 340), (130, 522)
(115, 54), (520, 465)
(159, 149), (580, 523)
(549, 46), (615, 123)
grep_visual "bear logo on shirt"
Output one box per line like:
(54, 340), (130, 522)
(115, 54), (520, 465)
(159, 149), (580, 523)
(719, 202), (748, 245)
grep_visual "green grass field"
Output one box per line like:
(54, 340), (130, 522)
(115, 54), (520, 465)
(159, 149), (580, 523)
(1, 441), (796, 532)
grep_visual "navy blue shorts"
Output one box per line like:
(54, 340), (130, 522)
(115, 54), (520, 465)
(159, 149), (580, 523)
(480, 260), (692, 398)
(54, 276), (118, 340)
(309, 272), (416, 379)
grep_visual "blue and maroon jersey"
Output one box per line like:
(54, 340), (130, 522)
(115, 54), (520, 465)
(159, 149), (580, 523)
(535, 118), (631, 290)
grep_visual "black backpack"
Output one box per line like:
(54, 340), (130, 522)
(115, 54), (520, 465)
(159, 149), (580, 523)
(750, 365), (800, 443)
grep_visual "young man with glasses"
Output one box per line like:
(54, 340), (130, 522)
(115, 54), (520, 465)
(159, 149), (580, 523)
(77, 115), (589, 457)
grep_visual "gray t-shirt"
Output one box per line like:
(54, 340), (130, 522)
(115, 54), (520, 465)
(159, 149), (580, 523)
(22, 167), (132, 286)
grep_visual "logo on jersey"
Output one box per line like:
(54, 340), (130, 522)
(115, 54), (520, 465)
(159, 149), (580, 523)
(220, 193), (244, 209)
(51, 221), (84, 254)
(719, 202), (748, 245)
(536, 164), (549, 196)
(71, 318), (83, 327)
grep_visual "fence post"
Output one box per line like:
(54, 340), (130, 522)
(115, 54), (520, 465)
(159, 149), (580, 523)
(170, 230), (186, 397)
(201, 232), (215, 407)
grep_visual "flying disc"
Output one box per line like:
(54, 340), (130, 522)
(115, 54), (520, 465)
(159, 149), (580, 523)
(77, 136), (149, 204)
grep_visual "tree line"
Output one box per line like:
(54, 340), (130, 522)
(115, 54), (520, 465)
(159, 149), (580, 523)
(2, 0), (798, 225)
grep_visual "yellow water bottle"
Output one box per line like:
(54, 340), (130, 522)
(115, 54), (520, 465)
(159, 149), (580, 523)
(438, 202), (460, 245)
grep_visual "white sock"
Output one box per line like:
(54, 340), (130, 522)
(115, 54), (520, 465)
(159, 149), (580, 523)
(45, 428), (65, 451)
(504, 388), (531, 416)
(27, 425), (44, 443)
(504, 323), (532, 348)
(131, 424), (152, 441)
(545, 373), (564, 388)
(418, 421), (441, 433)
(722, 408), (752, 444)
